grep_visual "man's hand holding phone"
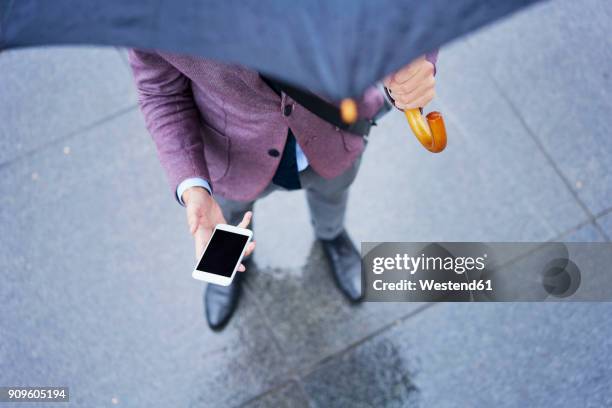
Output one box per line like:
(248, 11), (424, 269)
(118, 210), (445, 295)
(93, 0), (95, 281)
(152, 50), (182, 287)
(183, 186), (256, 272)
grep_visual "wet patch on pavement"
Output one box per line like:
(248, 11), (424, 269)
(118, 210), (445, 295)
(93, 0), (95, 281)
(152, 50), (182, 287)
(302, 337), (420, 408)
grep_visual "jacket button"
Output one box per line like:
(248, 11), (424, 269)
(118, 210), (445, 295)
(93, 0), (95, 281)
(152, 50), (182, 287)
(268, 148), (280, 157)
(283, 104), (293, 116)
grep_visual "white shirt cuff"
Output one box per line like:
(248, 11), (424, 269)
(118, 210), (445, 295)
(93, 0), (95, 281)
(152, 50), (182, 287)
(295, 141), (309, 172)
(377, 81), (395, 109)
(176, 177), (212, 206)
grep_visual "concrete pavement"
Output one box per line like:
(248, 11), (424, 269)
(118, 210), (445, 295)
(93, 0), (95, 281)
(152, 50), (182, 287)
(1, 0), (611, 406)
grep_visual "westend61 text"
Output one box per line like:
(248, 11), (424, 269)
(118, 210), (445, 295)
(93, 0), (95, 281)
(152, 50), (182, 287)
(372, 279), (493, 292)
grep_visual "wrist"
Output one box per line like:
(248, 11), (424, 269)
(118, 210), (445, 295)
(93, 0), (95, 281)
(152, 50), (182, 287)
(182, 186), (210, 205)
(381, 85), (396, 109)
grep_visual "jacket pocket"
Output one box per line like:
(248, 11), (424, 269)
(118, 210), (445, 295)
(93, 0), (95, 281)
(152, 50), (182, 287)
(200, 123), (230, 182)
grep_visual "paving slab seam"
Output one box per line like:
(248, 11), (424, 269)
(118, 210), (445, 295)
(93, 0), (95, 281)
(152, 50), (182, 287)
(241, 278), (289, 356)
(595, 207), (612, 218)
(111, 46), (138, 76)
(487, 75), (610, 241)
(549, 218), (599, 242)
(0, 103), (138, 170)
(115, 46), (130, 67)
(235, 302), (439, 406)
(594, 206), (612, 239)
(235, 378), (312, 408)
(293, 378), (316, 408)
(594, 207), (612, 243)
(480, 219), (605, 273)
(595, 207), (612, 219)
(296, 302), (437, 378)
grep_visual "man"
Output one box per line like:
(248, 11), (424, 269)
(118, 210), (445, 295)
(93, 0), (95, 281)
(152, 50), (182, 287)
(128, 50), (437, 330)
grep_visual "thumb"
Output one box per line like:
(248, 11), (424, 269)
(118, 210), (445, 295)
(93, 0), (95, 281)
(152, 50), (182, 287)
(188, 213), (198, 235)
(236, 211), (253, 229)
(383, 74), (393, 88)
(194, 228), (208, 260)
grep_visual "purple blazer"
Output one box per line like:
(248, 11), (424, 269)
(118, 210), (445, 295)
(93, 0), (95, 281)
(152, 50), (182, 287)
(128, 50), (435, 201)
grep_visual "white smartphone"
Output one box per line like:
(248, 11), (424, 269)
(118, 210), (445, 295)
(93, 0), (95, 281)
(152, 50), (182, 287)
(192, 224), (253, 286)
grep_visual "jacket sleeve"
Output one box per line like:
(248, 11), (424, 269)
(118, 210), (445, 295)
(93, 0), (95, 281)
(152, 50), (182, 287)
(425, 49), (439, 75)
(128, 49), (210, 195)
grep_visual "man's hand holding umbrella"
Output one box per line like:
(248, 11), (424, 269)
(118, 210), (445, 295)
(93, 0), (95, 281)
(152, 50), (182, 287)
(381, 56), (446, 153)
(383, 56), (436, 111)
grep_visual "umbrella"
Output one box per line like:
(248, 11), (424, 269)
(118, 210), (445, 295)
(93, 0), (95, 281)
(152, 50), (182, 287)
(0, 0), (542, 151)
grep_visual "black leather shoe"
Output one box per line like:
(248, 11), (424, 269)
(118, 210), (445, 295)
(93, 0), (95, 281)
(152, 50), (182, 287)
(203, 263), (245, 331)
(320, 230), (363, 302)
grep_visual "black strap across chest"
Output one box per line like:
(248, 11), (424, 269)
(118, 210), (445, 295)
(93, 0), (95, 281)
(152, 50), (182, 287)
(260, 75), (374, 136)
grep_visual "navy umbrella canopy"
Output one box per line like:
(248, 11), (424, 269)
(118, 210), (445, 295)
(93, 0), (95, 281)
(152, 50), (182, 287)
(1, 0), (542, 99)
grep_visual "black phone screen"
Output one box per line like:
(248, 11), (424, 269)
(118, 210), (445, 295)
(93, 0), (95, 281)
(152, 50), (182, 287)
(196, 229), (249, 277)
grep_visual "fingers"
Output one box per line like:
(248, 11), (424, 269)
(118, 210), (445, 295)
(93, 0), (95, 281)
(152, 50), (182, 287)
(386, 61), (435, 110)
(390, 56), (426, 84)
(394, 94), (435, 110)
(383, 74), (394, 89)
(192, 209), (253, 265)
(387, 66), (434, 97)
(236, 241), (257, 272)
(237, 211), (253, 229)
(244, 241), (256, 257)
(393, 85), (436, 110)
(235, 211), (255, 272)
(384, 57), (435, 111)
(187, 209), (199, 235)
(194, 228), (209, 260)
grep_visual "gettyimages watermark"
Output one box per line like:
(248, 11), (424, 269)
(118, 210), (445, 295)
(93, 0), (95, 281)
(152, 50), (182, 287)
(361, 242), (612, 301)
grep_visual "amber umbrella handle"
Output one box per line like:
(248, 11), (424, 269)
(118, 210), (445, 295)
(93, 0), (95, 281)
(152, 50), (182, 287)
(340, 99), (447, 153)
(404, 109), (447, 153)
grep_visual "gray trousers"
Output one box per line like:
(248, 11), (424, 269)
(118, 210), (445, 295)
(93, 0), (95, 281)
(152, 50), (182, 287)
(215, 156), (361, 240)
